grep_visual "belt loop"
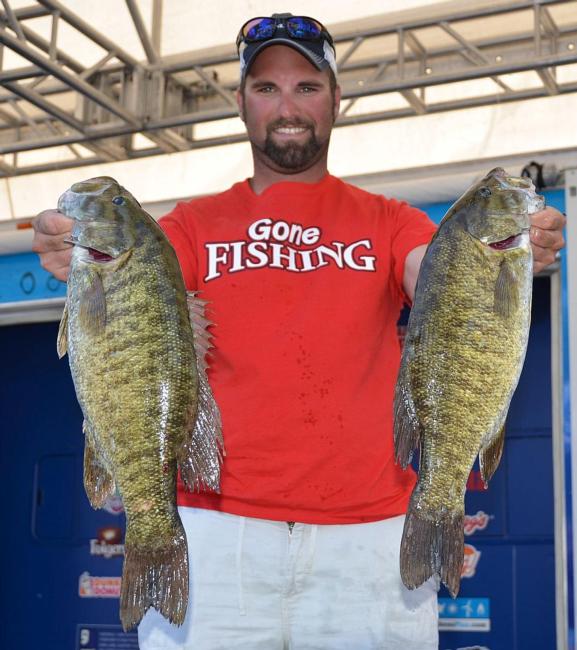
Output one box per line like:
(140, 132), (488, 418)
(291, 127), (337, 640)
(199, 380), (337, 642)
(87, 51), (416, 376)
(236, 515), (247, 616)
(303, 524), (318, 574)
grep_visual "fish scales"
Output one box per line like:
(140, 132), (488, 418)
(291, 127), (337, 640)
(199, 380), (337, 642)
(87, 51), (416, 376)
(58, 177), (222, 631)
(394, 168), (540, 597)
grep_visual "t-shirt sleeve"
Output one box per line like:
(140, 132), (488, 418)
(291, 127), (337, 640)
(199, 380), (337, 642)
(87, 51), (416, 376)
(389, 199), (437, 304)
(159, 202), (199, 290)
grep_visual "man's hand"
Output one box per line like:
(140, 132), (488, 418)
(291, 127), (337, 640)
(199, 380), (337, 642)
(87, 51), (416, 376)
(530, 206), (566, 274)
(32, 209), (74, 282)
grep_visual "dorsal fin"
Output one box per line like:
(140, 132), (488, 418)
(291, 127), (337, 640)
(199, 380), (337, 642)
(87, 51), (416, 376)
(178, 292), (224, 493)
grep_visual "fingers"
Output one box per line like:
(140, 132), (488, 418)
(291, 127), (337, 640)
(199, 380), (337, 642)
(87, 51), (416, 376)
(532, 243), (559, 274)
(530, 224), (565, 251)
(530, 206), (566, 232)
(38, 249), (73, 281)
(33, 209), (73, 239)
(32, 209), (74, 280)
(529, 206), (566, 273)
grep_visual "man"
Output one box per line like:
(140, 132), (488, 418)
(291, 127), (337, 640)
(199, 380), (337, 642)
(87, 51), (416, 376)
(33, 13), (565, 650)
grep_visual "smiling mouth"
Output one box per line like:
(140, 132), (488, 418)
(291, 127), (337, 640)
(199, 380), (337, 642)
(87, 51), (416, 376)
(275, 126), (308, 134)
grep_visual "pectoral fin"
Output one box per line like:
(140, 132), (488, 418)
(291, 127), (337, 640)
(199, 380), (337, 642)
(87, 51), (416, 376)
(83, 420), (116, 509)
(57, 301), (69, 358)
(479, 422), (506, 485)
(79, 272), (106, 334)
(494, 259), (518, 319)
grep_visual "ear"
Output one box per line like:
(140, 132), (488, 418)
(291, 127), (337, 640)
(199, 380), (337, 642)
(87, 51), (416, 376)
(333, 84), (342, 121)
(236, 88), (245, 122)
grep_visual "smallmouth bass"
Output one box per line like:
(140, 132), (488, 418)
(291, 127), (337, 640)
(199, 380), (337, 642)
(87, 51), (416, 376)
(57, 176), (223, 630)
(394, 167), (542, 596)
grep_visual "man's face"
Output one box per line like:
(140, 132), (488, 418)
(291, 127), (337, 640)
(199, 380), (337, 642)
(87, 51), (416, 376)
(237, 45), (341, 173)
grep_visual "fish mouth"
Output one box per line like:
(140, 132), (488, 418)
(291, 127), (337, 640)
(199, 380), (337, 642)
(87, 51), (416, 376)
(66, 238), (117, 263)
(485, 231), (527, 251)
(86, 247), (116, 263)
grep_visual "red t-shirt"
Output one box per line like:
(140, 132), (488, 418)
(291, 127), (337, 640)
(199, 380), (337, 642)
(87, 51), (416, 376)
(160, 174), (436, 524)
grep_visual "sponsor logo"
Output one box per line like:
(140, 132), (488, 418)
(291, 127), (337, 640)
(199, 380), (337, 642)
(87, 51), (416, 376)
(90, 526), (124, 558)
(204, 218), (377, 281)
(463, 511), (491, 536)
(438, 597), (490, 633)
(102, 494), (124, 515)
(78, 572), (121, 598)
(462, 544), (481, 578)
(466, 470), (487, 492)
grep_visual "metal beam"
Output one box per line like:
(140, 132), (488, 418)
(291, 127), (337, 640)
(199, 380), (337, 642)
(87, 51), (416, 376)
(0, 0), (575, 174)
(13, 5), (49, 20)
(400, 89), (426, 114)
(337, 36), (364, 69)
(3, 81), (84, 132)
(36, 0), (142, 69)
(125, 0), (159, 64)
(537, 68), (560, 94)
(0, 26), (141, 126)
(1, 0), (26, 41)
(193, 65), (237, 108)
(0, 7), (84, 72)
(341, 50), (577, 99)
(0, 65), (42, 82)
(151, 0), (162, 53)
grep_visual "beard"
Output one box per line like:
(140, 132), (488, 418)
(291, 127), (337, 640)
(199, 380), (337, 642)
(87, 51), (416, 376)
(261, 119), (323, 171)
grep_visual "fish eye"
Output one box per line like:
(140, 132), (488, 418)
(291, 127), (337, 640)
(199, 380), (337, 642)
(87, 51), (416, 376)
(112, 196), (125, 205)
(478, 187), (492, 198)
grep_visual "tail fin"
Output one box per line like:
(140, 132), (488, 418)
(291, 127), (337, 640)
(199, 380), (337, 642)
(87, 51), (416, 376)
(119, 520), (188, 631)
(400, 506), (464, 598)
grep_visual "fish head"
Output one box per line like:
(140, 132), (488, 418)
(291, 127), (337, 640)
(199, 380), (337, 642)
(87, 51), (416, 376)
(454, 167), (544, 252)
(58, 176), (142, 265)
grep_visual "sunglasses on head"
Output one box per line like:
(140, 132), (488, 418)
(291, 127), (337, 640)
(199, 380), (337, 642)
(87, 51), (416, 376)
(236, 15), (333, 52)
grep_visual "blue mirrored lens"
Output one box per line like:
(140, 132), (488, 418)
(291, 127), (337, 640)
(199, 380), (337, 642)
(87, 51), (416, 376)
(287, 18), (321, 39)
(246, 18), (275, 40)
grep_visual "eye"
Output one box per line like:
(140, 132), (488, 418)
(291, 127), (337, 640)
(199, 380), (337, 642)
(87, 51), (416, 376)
(478, 187), (492, 198)
(112, 196), (125, 205)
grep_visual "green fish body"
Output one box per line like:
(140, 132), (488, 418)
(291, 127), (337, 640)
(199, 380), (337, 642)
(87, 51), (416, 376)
(57, 177), (222, 630)
(394, 168), (542, 597)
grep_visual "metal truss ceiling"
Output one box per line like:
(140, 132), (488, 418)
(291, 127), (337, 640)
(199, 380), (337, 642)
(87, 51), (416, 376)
(0, 0), (576, 176)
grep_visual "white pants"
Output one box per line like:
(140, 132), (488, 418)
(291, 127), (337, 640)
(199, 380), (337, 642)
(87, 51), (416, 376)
(138, 508), (438, 650)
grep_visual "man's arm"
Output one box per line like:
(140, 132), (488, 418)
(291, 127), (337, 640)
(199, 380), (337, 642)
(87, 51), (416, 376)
(402, 206), (567, 301)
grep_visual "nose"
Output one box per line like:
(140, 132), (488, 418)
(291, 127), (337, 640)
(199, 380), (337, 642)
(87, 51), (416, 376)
(277, 90), (300, 119)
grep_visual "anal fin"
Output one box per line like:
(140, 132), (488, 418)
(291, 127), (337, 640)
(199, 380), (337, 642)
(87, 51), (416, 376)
(394, 370), (421, 469)
(479, 423), (506, 485)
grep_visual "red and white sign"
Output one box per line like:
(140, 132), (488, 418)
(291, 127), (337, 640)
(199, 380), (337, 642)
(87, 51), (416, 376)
(464, 511), (491, 536)
(78, 572), (121, 598)
(461, 544), (481, 578)
(90, 526), (124, 558)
